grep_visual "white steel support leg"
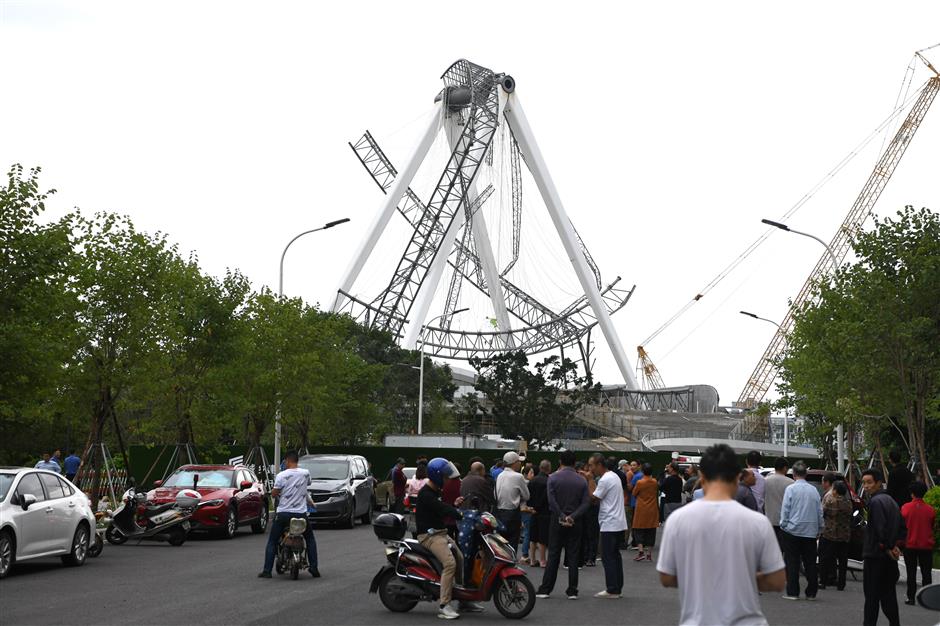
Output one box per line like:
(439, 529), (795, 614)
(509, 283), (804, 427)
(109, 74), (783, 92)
(403, 200), (468, 349)
(503, 93), (640, 389)
(332, 103), (442, 311)
(443, 119), (514, 348)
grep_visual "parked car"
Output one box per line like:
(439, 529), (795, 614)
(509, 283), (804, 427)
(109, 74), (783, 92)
(0, 467), (95, 578)
(299, 454), (373, 528)
(374, 467), (415, 511)
(147, 465), (268, 539)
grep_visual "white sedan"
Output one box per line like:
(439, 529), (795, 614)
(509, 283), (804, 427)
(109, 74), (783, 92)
(0, 467), (96, 578)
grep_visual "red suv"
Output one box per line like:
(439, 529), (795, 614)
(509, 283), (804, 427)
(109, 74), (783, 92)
(148, 465), (268, 539)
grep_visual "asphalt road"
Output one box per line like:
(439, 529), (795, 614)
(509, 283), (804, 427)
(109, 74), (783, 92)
(0, 517), (934, 626)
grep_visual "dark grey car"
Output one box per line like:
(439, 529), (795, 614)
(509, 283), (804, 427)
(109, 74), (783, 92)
(298, 455), (373, 528)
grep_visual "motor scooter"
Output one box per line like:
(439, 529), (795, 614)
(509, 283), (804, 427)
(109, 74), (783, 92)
(369, 512), (535, 619)
(275, 516), (309, 580)
(105, 479), (202, 546)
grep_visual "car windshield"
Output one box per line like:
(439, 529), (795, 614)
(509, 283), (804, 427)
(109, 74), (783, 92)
(300, 459), (349, 480)
(0, 474), (14, 502)
(164, 469), (233, 488)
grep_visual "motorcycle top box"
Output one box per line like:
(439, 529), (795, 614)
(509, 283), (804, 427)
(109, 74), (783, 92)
(373, 513), (407, 542)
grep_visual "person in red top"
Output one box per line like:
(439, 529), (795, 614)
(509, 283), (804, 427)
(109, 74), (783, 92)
(900, 481), (935, 605)
(442, 464), (463, 540)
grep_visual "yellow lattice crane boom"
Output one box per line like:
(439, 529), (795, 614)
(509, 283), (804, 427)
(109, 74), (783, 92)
(737, 69), (940, 411)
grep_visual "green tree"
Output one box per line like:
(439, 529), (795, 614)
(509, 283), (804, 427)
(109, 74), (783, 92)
(469, 351), (600, 446)
(64, 212), (185, 466)
(0, 165), (79, 464)
(779, 206), (940, 478)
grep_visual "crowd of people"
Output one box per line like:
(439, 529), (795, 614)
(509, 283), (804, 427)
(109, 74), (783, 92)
(33, 448), (82, 481)
(384, 447), (935, 624)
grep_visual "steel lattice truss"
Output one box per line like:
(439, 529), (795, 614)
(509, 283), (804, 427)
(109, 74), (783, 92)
(340, 59), (635, 362)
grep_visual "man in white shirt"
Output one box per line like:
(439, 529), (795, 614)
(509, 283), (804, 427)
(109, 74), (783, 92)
(657, 444), (785, 625)
(495, 451), (529, 556)
(259, 451), (319, 578)
(589, 453), (628, 599)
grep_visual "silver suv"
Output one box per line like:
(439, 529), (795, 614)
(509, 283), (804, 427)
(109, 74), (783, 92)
(0, 467), (96, 578)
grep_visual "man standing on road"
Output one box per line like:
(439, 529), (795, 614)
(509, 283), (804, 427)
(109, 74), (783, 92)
(764, 457), (793, 552)
(536, 450), (590, 600)
(258, 451), (319, 579)
(778, 461), (823, 600)
(495, 451), (529, 555)
(657, 443), (785, 626)
(63, 450), (81, 482)
(588, 453), (627, 599)
(391, 458), (407, 514)
(660, 462), (683, 520)
(886, 450), (914, 508)
(860, 468), (905, 626)
(746, 451), (766, 512)
(461, 461), (495, 512)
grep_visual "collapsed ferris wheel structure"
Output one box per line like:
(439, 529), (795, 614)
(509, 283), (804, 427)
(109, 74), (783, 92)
(332, 59), (640, 388)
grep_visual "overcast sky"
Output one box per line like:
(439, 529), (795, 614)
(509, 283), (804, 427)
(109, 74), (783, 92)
(3, 1), (938, 405)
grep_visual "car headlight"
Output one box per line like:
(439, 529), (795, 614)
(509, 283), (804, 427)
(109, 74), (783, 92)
(200, 499), (225, 507)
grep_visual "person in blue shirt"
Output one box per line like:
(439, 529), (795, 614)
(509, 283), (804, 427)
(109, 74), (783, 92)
(490, 458), (504, 481)
(63, 450), (81, 482)
(35, 452), (62, 473)
(778, 461), (824, 600)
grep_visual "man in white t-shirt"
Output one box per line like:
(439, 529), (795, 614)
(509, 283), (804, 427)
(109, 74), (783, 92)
(259, 451), (319, 578)
(657, 444), (785, 626)
(589, 453), (628, 599)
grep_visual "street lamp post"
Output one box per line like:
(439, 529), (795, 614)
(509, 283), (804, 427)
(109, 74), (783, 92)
(761, 218), (845, 473)
(740, 311), (789, 457)
(274, 217), (350, 473)
(417, 308), (468, 435)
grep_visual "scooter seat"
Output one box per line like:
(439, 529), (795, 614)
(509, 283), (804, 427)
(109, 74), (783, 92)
(142, 502), (176, 516)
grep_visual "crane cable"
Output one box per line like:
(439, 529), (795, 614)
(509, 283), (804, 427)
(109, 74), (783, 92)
(639, 78), (931, 348)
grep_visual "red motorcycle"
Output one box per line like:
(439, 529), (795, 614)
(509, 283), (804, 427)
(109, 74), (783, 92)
(369, 512), (535, 619)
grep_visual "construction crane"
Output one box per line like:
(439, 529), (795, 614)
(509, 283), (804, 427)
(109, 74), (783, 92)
(636, 346), (666, 390)
(737, 57), (940, 415)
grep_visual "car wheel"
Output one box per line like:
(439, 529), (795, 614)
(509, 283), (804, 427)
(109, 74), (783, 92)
(221, 504), (238, 539)
(0, 531), (14, 579)
(360, 500), (372, 525)
(61, 524), (89, 567)
(251, 502), (269, 534)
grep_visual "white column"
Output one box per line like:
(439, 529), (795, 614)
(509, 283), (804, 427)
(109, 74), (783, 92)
(444, 118), (514, 347)
(332, 103), (442, 311)
(503, 93), (640, 389)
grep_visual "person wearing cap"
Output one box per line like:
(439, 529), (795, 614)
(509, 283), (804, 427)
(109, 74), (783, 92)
(496, 451), (529, 557)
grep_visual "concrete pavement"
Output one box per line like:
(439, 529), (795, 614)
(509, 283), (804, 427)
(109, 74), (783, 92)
(0, 518), (934, 625)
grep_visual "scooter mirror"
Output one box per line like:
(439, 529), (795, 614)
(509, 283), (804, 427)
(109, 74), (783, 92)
(153, 480), (163, 488)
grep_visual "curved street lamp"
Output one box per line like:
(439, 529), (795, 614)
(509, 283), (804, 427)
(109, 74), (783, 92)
(761, 218), (844, 473)
(274, 217), (350, 472)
